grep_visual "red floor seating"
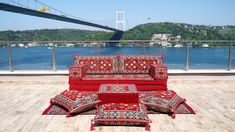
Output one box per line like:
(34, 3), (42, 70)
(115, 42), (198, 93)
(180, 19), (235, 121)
(98, 84), (139, 104)
(69, 54), (168, 91)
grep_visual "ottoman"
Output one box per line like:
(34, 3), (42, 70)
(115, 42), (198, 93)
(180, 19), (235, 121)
(98, 84), (139, 104)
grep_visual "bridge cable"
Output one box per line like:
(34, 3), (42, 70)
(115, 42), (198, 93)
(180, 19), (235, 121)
(5, 0), (94, 23)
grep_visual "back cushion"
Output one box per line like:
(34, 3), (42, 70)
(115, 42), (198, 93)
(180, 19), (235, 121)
(74, 55), (118, 74)
(119, 55), (163, 74)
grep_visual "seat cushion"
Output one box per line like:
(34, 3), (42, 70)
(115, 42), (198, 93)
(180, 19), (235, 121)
(119, 55), (163, 74)
(93, 103), (151, 126)
(141, 90), (186, 119)
(50, 90), (100, 117)
(82, 74), (154, 80)
(149, 64), (168, 80)
(74, 55), (118, 74)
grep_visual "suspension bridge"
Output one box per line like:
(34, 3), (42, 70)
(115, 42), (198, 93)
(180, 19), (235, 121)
(0, 0), (124, 33)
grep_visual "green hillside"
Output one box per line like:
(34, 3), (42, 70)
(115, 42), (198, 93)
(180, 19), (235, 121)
(0, 29), (114, 41)
(0, 22), (235, 41)
(122, 22), (235, 40)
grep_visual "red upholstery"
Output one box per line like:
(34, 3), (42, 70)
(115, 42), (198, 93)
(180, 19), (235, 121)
(69, 80), (167, 91)
(74, 55), (118, 74)
(82, 74), (154, 80)
(98, 84), (139, 104)
(141, 90), (186, 119)
(119, 55), (163, 74)
(149, 64), (168, 80)
(69, 64), (87, 80)
(50, 90), (100, 117)
(93, 103), (151, 128)
(69, 54), (168, 91)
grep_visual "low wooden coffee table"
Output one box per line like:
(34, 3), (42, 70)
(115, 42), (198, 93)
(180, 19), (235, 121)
(98, 84), (139, 104)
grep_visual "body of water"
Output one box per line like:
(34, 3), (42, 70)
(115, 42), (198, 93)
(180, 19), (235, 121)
(0, 46), (234, 70)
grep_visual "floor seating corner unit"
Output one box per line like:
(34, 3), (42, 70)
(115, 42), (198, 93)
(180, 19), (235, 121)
(69, 54), (168, 91)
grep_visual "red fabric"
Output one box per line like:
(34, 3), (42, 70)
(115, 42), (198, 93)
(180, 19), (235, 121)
(71, 54), (165, 75)
(69, 83), (167, 91)
(90, 119), (95, 131)
(42, 104), (68, 115)
(99, 84), (137, 93)
(70, 79), (166, 85)
(69, 54), (168, 91)
(42, 103), (54, 115)
(69, 85), (100, 91)
(145, 123), (151, 131)
(59, 90), (98, 101)
(69, 64), (87, 79)
(43, 101), (195, 115)
(93, 103), (151, 127)
(145, 90), (179, 101)
(43, 90), (195, 117)
(98, 84), (139, 104)
(74, 55), (118, 74)
(82, 74), (154, 80)
(50, 90), (100, 116)
(141, 90), (186, 119)
(98, 93), (139, 104)
(60, 90), (82, 101)
(149, 64), (168, 80)
(102, 103), (139, 111)
(119, 55), (163, 74)
(176, 102), (195, 114)
(79, 59), (113, 71)
(136, 85), (167, 91)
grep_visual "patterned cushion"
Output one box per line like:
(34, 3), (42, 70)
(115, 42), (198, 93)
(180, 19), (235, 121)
(141, 90), (186, 119)
(73, 54), (164, 75)
(82, 74), (154, 80)
(50, 90), (100, 117)
(99, 84), (137, 93)
(93, 103), (151, 126)
(119, 55), (163, 74)
(149, 64), (168, 80)
(69, 64), (88, 79)
(74, 55), (118, 74)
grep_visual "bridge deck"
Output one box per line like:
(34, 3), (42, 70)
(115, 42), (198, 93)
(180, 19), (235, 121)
(0, 3), (122, 32)
(0, 77), (234, 131)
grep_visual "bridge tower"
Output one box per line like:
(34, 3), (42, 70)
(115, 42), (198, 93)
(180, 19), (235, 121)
(116, 10), (126, 31)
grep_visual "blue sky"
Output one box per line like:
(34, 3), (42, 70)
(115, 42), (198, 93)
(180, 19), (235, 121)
(0, 0), (235, 31)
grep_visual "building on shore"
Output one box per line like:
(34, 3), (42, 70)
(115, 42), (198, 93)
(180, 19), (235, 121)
(151, 33), (181, 47)
(174, 44), (183, 48)
(202, 43), (209, 48)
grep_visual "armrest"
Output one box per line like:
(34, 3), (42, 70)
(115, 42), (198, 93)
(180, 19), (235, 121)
(149, 64), (168, 80)
(69, 64), (88, 80)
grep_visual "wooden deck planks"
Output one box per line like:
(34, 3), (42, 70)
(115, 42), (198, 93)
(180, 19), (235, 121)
(0, 80), (234, 132)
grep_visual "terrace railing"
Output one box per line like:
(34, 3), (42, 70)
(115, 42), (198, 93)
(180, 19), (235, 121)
(0, 40), (234, 72)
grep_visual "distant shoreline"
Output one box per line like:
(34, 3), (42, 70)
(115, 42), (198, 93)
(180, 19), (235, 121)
(0, 22), (235, 41)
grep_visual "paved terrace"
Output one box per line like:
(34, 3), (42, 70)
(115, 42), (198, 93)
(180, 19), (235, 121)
(0, 75), (234, 132)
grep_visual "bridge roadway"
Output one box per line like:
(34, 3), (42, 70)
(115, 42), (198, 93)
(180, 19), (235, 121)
(0, 2), (123, 32)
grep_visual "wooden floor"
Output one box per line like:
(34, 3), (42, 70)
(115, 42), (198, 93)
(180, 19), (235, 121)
(0, 79), (234, 132)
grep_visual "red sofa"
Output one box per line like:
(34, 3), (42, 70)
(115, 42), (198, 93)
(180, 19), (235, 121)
(69, 54), (168, 91)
